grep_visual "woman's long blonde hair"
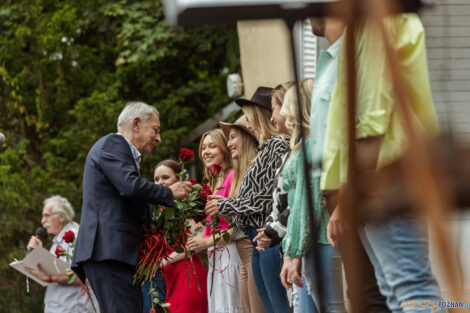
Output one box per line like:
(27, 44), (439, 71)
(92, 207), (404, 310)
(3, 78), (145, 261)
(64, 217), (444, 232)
(272, 81), (296, 107)
(242, 105), (280, 145)
(281, 79), (314, 151)
(228, 127), (258, 197)
(198, 129), (232, 183)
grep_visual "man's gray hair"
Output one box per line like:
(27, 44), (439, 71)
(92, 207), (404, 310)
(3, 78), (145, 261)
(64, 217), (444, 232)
(117, 101), (159, 131)
(44, 195), (75, 222)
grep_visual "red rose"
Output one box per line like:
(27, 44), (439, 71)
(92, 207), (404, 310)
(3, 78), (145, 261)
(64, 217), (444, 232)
(188, 179), (198, 186)
(150, 308), (156, 313)
(179, 148), (194, 163)
(55, 245), (64, 258)
(200, 182), (212, 202)
(62, 230), (75, 243)
(210, 164), (222, 176)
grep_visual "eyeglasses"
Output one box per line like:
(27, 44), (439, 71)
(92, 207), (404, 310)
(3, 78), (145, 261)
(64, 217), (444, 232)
(42, 213), (59, 219)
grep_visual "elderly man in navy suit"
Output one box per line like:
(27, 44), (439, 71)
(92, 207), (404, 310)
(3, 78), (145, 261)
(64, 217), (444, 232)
(72, 101), (192, 313)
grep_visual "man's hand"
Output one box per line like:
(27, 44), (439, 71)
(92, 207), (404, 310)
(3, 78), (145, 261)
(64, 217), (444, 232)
(204, 199), (219, 217)
(25, 264), (49, 282)
(169, 181), (192, 200)
(327, 205), (347, 248)
(26, 236), (43, 251)
(280, 257), (303, 289)
(187, 236), (212, 253)
(253, 228), (272, 251)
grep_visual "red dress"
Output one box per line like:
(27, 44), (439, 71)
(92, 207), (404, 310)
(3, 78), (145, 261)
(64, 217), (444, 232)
(163, 254), (208, 313)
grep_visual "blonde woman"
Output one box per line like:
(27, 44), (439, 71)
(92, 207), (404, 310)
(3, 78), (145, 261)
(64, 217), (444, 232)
(188, 129), (242, 313)
(220, 115), (265, 313)
(254, 81), (296, 250)
(205, 87), (291, 313)
(279, 81), (346, 313)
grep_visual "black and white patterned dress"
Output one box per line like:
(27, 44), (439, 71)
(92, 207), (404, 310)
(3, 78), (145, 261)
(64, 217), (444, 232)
(263, 150), (291, 246)
(218, 136), (290, 231)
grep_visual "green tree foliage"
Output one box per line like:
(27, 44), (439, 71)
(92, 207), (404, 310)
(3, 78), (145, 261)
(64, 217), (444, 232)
(0, 0), (239, 311)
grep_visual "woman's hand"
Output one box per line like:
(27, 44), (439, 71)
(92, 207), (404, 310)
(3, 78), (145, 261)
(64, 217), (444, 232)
(327, 205), (348, 248)
(204, 199), (220, 217)
(208, 195), (224, 200)
(253, 228), (272, 251)
(280, 257), (303, 289)
(187, 236), (213, 253)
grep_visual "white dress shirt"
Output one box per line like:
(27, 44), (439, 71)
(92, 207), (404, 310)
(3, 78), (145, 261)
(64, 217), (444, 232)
(117, 133), (142, 171)
(44, 223), (95, 313)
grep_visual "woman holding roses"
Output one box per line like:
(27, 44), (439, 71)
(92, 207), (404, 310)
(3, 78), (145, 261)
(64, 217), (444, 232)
(188, 128), (242, 313)
(152, 159), (208, 313)
(205, 86), (291, 313)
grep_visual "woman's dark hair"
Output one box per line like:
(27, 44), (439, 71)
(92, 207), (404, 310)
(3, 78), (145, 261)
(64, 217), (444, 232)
(154, 159), (181, 175)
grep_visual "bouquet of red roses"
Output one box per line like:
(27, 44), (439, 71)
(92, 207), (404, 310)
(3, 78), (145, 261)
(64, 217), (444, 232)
(134, 149), (210, 285)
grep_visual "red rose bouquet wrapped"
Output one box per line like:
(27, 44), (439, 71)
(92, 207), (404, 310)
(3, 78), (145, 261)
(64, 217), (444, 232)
(134, 149), (209, 292)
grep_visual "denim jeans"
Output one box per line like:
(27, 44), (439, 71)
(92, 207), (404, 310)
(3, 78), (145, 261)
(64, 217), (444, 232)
(247, 227), (290, 313)
(302, 243), (347, 313)
(293, 276), (318, 313)
(359, 216), (446, 313)
(142, 272), (166, 313)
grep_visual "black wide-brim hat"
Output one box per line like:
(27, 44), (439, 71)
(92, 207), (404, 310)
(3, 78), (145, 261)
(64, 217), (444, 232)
(235, 86), (273, 111)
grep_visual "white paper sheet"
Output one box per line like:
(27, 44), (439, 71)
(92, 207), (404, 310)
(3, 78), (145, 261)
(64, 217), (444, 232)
(10, 246), (70, 287)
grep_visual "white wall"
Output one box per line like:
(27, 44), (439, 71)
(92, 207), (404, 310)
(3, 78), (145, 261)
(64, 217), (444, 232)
(420, 0), (470, 298)
(421, 0), (470, 145)
(428, 212), (470, 299)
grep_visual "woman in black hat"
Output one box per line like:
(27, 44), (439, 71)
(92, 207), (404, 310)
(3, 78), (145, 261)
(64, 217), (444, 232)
(205, 86), (291, 313)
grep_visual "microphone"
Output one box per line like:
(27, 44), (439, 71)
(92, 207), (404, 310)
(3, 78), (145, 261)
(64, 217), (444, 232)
(27, 227), (47, 253)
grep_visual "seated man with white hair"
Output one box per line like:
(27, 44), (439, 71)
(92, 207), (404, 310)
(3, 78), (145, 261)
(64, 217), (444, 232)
(26, 195), (96, 313)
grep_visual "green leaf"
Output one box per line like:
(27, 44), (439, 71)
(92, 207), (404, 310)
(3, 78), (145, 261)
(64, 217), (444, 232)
(67, 272), (76, 284)
(191, 184), (202, 191)
(201, 221), (211, 227)
(175, 201), (184, 210)
(164, 207), (175, 218)
(222, 232), (231, 243)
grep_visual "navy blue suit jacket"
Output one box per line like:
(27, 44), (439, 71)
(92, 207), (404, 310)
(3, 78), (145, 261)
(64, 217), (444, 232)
(72, 134), (173, 280)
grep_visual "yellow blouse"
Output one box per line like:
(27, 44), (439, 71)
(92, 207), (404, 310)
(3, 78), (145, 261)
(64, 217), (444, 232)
(321, 13), (438, 191)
